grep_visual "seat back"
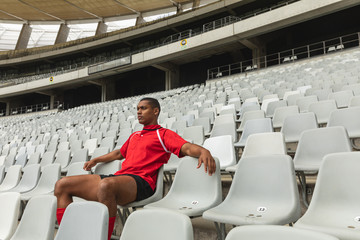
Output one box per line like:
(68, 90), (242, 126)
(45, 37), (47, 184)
(192, 117), (211, 134)
(229, 155), (301, 223)
(328, 90), (353, 108)
(327, 106), (360, 138)
(281, 112), (318, 143)
(10, 164), (40, 193)
(237, 118), (274, 146)
(183, 125), (205, 145)
(55, 201), (108, 240)
(39, 151), (55, 169)
(0, 165), (4, 184)
(0, 165), (22, 191)
(11, 195), (57, 240)
(120, 209), (194, 240)
(94, 160), (121, 175)
(293, 126), (352, 171)
(296, 95), (318, 112)
(54, 150), (71, 168)
(66, 162), (91, 176)
(71, 148), (89, 164)
(100, 137), (115, 151)
(0, 192), (21, 240)
(308, 100), (337, 124)
(242, 132), (286, 157)
(203, 135), (236, 169)
(272, 106), (299, 128)
(35, 163), (61, 192)
(225, 225), (339, 240)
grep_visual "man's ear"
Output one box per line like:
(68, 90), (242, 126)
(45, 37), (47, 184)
(154, 107), (160, 116)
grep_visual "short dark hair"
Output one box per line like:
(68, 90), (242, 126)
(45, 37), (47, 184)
(140, 97), (161, 113)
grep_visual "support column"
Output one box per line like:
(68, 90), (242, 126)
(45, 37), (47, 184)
(55, 23), (70, 44)
(95, 21), (108, 35)
(153, 63), (180, 91)
(89, 79), (108, 102)
(136, 14), (146, 26)
(6, 102), (10, 116)
(239, 37), (266, 68)
(15, 23), (32, 50)
(50, 95), (55, 109)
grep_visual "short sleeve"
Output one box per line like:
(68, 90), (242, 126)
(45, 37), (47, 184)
(162, 129), (188, 157)
(119, 132), (136, 158)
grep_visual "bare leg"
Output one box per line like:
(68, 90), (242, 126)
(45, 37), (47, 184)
(54, 174), (102, 208)
(97, 176), (137, 217)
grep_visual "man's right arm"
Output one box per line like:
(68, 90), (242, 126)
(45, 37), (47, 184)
(83, 149), (124, 171)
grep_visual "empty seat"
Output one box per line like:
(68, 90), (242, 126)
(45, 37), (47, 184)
(328, 90), (353, 108)
(234, 118), (273, 148)
(327, 107), (360, 138)
(10, 195), (57, 240)
(54, 201), (108, 240)
(265, 100), (287, 118)
(120, 209), (194, 240)
(61, 148), (88, 174)
(294, 152), (360, 240)
(0, 165), (22, 192)
(145, 157), (221, 217)
(281, 112), (318, 143)
(182, 125), (205, 145)
(203, 155), (301, 240)
(296, 95), (318, 113)
(4, 164), (40, 193)
(237, 110), (265, 133)
(308, 100), (337, 125)
(203, 135), (236, 170)
(0, 192), (21, 240)
(225, 225), (339, 240)
(272, 106), (299, 129)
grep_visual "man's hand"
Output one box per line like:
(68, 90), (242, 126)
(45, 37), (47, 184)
(83, 159), (97, 171)
(180, 142), (216, 176)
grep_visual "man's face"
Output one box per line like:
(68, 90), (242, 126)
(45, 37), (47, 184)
(137, 100), (159, 125)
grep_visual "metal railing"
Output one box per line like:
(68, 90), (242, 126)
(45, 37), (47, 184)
(6, 101), (64, 116)
(207, 32), (360, 79)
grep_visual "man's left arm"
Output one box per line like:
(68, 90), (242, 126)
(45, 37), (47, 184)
(180, 142), (216, 176)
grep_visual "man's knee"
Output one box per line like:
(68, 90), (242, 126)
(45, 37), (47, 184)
(54, 177), (71, 197)
(97, 178), (116, 200)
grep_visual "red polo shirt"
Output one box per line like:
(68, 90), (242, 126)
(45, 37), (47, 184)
(115, 124), (187, 190)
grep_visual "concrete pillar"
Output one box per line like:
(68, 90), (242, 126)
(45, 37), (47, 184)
(15, 23), (32, 50)
(153, 63), (179, 90)
(55, 23), (70, 44)
(6, 102), (10, 116)
(239, 38), (266, 68)
(136, 14), (146, 26)
(95, 21), (108, 35)
(50, 95), (55, 109)
(101, 83), (106, 102)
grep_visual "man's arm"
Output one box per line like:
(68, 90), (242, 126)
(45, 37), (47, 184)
(180, 142), (216, 176)
(83, 149), (124, 171)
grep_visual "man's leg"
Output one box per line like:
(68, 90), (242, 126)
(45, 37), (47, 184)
(97, 175), (137, 240)
(54, 174), (102, 224)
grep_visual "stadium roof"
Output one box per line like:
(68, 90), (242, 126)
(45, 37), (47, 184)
(0, 0), (194, 22)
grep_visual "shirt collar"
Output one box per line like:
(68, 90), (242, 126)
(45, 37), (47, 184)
(142, 124), (162, 132)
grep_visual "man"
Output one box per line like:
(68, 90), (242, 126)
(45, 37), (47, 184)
(54, 97), (216, 240)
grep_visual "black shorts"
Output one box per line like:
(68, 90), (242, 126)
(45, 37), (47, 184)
(99, 174), (155, 201)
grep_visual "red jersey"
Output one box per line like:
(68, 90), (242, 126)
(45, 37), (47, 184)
(115, 124), (187, 190)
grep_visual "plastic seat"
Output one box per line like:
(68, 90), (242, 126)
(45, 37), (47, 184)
(93, 160), (121, 175)
(308, 100), (337, 125)
(3, 153), (16, 172)
(349, 95), (360, 107)
(237, 110), (265, 133)
(54, 201), (108, 240)
(3, 164), (40, 193)
(327, 107), (360, 138)
(210, 114), (237, 142)
(183, 125), (205, 145)
(0, 192), (21, 240)
(14, 153), (27, 168)
(171, 120), (187, 136)
(53, 150), (71, 169)
(100, 137), (115, 151)
(203, 155), (301, 240)
(21, 163), (61, 201)
(0, 165), (4, 184)
(39, 151), (55, 171)
(265, 100), (287, 118)
(10, 195), (57, 240)
(294, 152), (360, 240)
(145, 157), (221, 217)
(296, 95), (318, 113)
(328, 90), (353, 108)
(281, 112), (318, 143)
(272, 106), (299, 129)
(226, 132), (286, 173)
(120, 209), (194, 240)
(261, 98), (279, 113)
(313, 89), (332, 101)
(66, 162), (91, 176)
(226, 225), (339, 240)
(0, 165), (22, 192)
(203, 135), (236, 170)
(23, 152), (41, 168)
(192, 117), (211, 136)
(234, 118), (273, 148)
(61, 148), (88, 174)
(286, 93), (303, 106)
(293, 126), (352, 206)
(84, 138), (98, 156)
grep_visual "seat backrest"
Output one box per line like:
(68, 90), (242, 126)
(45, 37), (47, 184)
(94, 160), (121, 175)
(239, 118), (274, 143)
(183, 126), (205, 145)
(26, 152), (41, 167)
(203, 135), (236, 169)
(84, 138), (98, 155)
(11, 195), (57, 240)
(229, 155), (301, 221)
(238, 110), (265, 132)
(281, 112), (318, 143)
(100, 137), (115, 150)
(192, 117), (211, 134)
(55, 201), (108, 240)
(66, 162), (91, 176)
(170, 120), (187, 135)
(225, 225), (339, 240)
(57, 141), (70, 152)
(40, 151), (55, 169)
(10, 164), (40, 193)
(327, 106), (360, 138)
(0, 165), (4, 184)
(92, 147), (110, 160)
(54, 150), (71, 168)
(308, 99), (337, 124)
(71, 148), (89, 164)
(328, 90), (353, 108)
(272, 105), (299, 128)
(242, 132), (286, 157)
(15, 153), (27, 168)
(304, 152), (360, 212)
(293, 126), (352, 171)
(296, 95), (318, 113)
(35, 163), (61, 191)
(0, 192), (21, 240)
(120, 209), (194, 240)
(0, 165), (22, 191)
